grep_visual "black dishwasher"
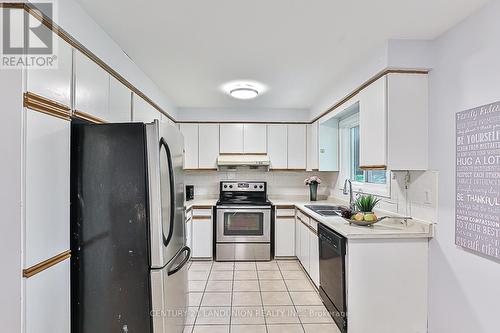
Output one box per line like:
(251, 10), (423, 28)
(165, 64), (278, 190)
(318, 223), (347, 333)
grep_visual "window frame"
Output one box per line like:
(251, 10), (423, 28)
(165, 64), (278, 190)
(338, 113), (391, 198)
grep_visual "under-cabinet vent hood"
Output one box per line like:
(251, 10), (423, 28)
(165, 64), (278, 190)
(217, 154), (270, 170)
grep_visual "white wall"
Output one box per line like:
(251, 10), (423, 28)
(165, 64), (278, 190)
(177, 107), (310, 122)
(30, 0), (178, 118)
(427, 1), (500, 332)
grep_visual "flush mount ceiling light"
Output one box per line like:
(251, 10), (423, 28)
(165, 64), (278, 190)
(222, 81), (266, 100)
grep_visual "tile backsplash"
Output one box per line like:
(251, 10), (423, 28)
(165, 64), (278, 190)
(185, 170), (338, 198)
(186, 169), (438, 223)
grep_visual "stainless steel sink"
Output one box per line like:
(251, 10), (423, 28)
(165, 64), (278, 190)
(304, 205), (347, 217)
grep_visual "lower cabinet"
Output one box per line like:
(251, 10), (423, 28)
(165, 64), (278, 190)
(25, 260), (70, 333)
(191, 208), (213, 259)
(186, 211), (193, 251)
(295, 209), (320, 288)
(275, 217), (295, 257)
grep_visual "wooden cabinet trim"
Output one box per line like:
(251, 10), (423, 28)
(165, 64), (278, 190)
(276, 215), (296, 219)
(359, 165), (387, 170)
(23, 250), (71, 278)
(73, 110), (107, 124)
(276, 205), (295, 209)
(192, 215), (212, 220)
(24, 92), (71, 121)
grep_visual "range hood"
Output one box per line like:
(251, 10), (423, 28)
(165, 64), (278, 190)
(217, 154), (270, 170)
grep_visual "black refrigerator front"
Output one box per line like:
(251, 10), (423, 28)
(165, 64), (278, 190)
(71, 121), (189, 333)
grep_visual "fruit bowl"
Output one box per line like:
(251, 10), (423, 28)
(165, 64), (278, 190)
(345, 212), (383, 227)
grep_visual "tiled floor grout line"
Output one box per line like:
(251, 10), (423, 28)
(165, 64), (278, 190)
(192, 261), (213, 329)
(256, 263), (269, 333)
(229, 264), (234, 332)
(277, 261), (307, 333)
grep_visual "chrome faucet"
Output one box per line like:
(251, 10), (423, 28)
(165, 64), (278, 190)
(343, 179), (355, 211)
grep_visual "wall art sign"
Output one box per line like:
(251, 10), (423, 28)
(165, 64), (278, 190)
(456, 101), (500, 260)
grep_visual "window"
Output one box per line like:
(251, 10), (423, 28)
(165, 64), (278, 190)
(339, 110), (390, 197)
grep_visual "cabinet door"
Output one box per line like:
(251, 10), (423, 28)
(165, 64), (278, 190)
(192, 218), (212, 258)
(359, 76), (387, 168)
(186, 218), (192, 250)
(309, 232), (320, 287)
(108, 76), (132, 122)
(133, 94), (161, 123)
(319, 117), (339, 171)
(300, 222), (310, 273)
(25, 260), (70, 333)
(275, 217), (295, 257)
(243, 124), (267, 153)
(267, 125), (288, 169)
(219, 124), (244, 153)
(387, 73), (429, 170)
(75, 51), (110, 120)
(287, 124), (307, 169)
(295, 216), (301, 258)
(25, 110), (70, 267)
(179, 124), (199, 169)
(26, 35), (72, 107)
(198, 124), (220, 169)
(307, 121), (319, 170)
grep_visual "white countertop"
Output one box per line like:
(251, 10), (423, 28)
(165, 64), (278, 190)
(184, 196), (218, 210)
(269, 196), (434, 240)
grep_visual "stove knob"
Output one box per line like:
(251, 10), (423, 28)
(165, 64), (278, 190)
(254, 185), (257, 189)
(223, 185), (227, 188)
(259, 185), (263, 189)
(229, 185), (233, 188)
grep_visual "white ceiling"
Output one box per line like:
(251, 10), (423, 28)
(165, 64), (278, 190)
(76, 0), (487, 110)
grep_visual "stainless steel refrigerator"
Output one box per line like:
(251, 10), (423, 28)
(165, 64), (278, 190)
(71, 120), (189, 333)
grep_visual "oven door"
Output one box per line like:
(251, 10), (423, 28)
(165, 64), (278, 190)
(216, 207), (271, 243)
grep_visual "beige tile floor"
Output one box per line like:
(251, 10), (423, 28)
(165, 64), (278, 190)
(185, 260), (340, 333)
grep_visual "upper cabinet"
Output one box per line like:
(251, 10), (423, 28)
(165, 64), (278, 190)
(219, 123), (267, 154)
(108, 76), (132, 122)
(267, 124), (288, 169)
(26, 34), (72, 107)
(132, 94), (161, 123)
(219, 124), (244, 153)
(180, 123), (220, 170)
(287, 124), (307, 170)
(179, 123), (199, 169)
(358, 73), (428, 170)
(74, 51), (110, 120)
(358, 76), (387, 168)
(307, 121), (319, 171)
(243, 124), (267, 153)
(198, 124), (220, 169)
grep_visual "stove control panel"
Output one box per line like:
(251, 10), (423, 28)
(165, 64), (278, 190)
(221, 181), (266, 192)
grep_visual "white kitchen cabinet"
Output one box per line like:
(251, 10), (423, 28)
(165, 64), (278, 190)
(267, 124), (288, 169)
(186, 210), (193, 250)
(275, 215), (295, 257)
(219, 124), (244, 153)
(25, 109), (70, 267)
(243, 124), (267, 153)
(295, 215), (301, 258)
(108, 76), (132, 122)
(75, 51), (110, 120)
(133, 94), (161, 123)
(309, 225), (320, 287)
(307, 121), (319, 170)
(26, 35), (72, 107)
(287, 124), (307, 169)
(386, 73), (429, 170)
(25, 260), (70, 333)
(192, 209), (213, 259)
(319, 117), (340, 171)
(179, 123), (199, 169)
(358, 74), (428, 170)
(299, 219), (310, 273)
(358, 76), (387, 168)
(198, 124), (220, 169)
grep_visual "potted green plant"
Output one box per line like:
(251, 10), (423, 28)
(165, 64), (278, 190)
(351, 194), (381, 224)
(304, 176), (321, 201)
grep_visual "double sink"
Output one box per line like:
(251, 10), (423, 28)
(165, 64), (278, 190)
(304, 205), (346, 217)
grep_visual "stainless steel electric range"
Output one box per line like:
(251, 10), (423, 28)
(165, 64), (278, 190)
(215, 181), (272, 261)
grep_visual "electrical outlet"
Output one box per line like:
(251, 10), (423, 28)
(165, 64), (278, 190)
(424, 190), (432, 204)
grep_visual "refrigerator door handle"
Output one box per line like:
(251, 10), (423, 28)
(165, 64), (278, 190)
(167, 246), (191, 276)
(160, 137), (175, 248)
